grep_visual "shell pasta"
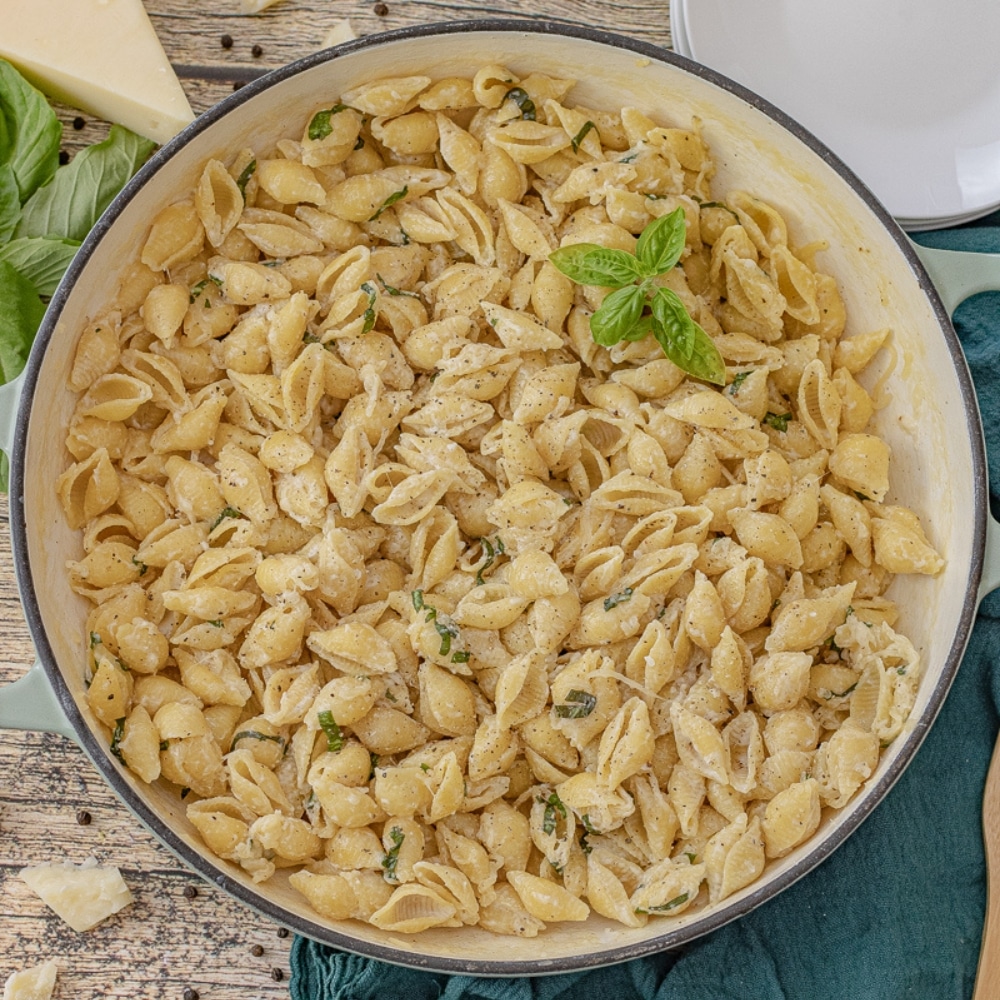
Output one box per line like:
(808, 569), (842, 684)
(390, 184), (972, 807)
(57, 66), (943, 936)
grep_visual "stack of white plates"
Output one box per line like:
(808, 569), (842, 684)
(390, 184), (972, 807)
(671, 0), (1000, 231)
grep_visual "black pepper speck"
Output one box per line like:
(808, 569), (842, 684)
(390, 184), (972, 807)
(277, 927), (289, 939)
(76, 810), (91, 825)
(183, 989), (199, 1000)
(270, 968), (284, 982)
(250, 944), (264, 957)
(374, 2), (388, 14)
(251, 43), (263, 57)
(221, 33), (234, 49)
(183, 885), (198, 899)
(58, 150), (69, 165)
(72, 116), (85, 130)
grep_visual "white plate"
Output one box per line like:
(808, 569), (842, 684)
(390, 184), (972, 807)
(680, 0), (1000, 228)
(670, 0), (692, 57)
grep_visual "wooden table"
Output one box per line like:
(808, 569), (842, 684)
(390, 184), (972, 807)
(0, 2), (676, 997)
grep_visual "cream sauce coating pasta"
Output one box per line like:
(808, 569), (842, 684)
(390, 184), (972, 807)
(57, 67), (943, 935)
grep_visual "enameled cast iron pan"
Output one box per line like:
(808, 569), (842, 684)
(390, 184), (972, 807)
(2, 20), (999, 975)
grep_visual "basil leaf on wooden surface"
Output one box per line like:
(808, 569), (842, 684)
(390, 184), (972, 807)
(15, 124), (154, 242)
(0, 260), (43, 383)
(0, 164), (19, 242)
(0, 59), (60, 203)
(549, 243), (642, 289)
(0, 236), (80, 296)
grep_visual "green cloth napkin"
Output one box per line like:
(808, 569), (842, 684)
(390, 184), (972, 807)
(291, 219), (1000, 1000)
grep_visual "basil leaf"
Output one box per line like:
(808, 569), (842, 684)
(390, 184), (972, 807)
(570, 120), (596, 153)
(548, 243), (641, 289)
(635, 207), (687, 277)
(235, 158), (256, 199)
(651, 286), (725, 385)
(368, 186), (408, 221)
(621, 314), (654, 342)
(317, 710), (344, 753)
(0, 260), (43, 384)
(0, 164), (19, 242)
(308, 104), (348, 141)
(589, 284), (646, 346)
(504, 87), (536, 121)
(381, 826), (405, 881)
(0, 236), (80, 296)
(15, 125), (154, 242)
(0, 60), (60, 203)
(763, 411), (792, 432)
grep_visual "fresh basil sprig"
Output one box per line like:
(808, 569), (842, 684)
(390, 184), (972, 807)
(548, 208), (725, 385)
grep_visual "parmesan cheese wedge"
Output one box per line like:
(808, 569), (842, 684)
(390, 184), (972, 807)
(2, 961), (58, 1000)
(19, 858), (133, 932)
(0, 0), (194, 145)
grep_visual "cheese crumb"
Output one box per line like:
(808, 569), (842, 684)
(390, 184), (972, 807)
(322, 19), (357, 48)
(3, 960), (58, 1000)
(19, 858), (133, 932)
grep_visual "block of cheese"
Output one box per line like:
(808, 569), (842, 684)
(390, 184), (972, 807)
(2, 961), (58, 1000)
(19, 857), (134, 932)
(0, 0), (194, 145)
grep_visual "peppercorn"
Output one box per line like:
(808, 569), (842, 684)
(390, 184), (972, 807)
(251, 43), (263, 57)
(270, 968), (284, 982)
(72, 116), (85, 130)
(276, 927), (289, 939)
(58, 150), (69, 165)
(221, 34), (234, 49)
(183, 885), (198, 899)
(374, 2), (388, 14)
(250, 944), (264, 957)
(183, 989), (199, 1000)
(76, 810), (92, 825)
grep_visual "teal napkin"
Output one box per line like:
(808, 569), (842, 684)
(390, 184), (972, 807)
(291, 219), (1000, 1000)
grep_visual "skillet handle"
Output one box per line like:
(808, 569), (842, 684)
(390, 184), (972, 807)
(0, 659), (77, 740)
(0, 369), (25, 473)
(910, 242), (1000, 315)
(911, 240), (1000, 601)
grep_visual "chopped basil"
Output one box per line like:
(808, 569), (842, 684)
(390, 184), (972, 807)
(829, 682), (858, 699)
(451, 651), (471, 664)
(189, 274), (222, 303)
(636, 892), (689, 915)
(376, 272), (419, 298)
(570, 120), (596, 153)
(230, 730), (284, 753)
(541, 792), (567, 835)
(554, 689), (597, 719)
(729, 370), (751, 392)
(368, 186), (408, 221)
(684, 852), (698, 864)
(360, 280), (377, 333)
(209, 505), (243, 531)
(504, 87), (536, 121)
(412, 589), (425, 612)
(307, 104), (349, 141)
(475, 536), (504, 586)
(368, 753), (379, 781)
(763, 411), (792, 432)
(619, 150), (639, 164)
(109, 717), (127, 765)
(897, 665), (908, 675)
(207, 620), (223, 628)
(580, 813), (598, 836)
(604, 587), (634, 612)
(89, 631), (102, 649)
(434, 618), (460, 657)
(131, 556), (148, 576)
(317, 710), (344, 753)
(159, 740), (169, 752)
(381, 825), (405, 881)
(419, 762), (431, 772)
(302, 332), (322, 344)
(235, 158), (256, 198)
